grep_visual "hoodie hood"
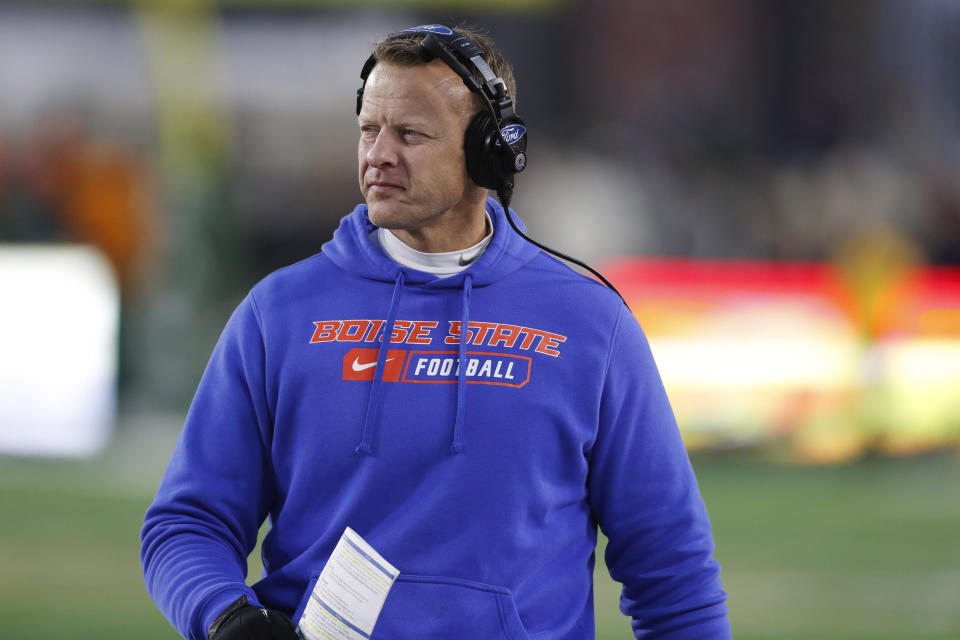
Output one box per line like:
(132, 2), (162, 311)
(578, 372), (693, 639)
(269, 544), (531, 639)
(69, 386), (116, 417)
(321, 197), (541, 288)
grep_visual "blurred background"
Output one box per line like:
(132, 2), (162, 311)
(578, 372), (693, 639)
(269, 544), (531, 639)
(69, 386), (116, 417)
(1, 0), (958, 638)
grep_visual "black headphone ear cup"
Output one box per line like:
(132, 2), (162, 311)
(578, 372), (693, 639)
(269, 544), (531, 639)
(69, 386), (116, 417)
(464, 111), (499, 190)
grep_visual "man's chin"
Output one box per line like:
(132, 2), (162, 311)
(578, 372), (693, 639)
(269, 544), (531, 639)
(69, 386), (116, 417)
(366, 201), (406, 229)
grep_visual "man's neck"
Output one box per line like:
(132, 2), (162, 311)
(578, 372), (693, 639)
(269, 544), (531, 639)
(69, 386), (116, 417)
(376, 211), (494, 278)
(388, 197), (489, 253)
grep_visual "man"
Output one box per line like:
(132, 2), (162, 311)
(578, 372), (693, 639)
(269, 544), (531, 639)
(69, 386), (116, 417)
(141, 24), (731, 640)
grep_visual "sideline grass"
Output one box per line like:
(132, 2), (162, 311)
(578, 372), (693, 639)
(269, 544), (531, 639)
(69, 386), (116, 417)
(1, 445), (958, 639)
(596, 453), (960, 639)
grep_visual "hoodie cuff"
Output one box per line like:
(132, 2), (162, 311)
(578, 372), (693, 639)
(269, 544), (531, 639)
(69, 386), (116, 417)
(198, 587), (263, 640)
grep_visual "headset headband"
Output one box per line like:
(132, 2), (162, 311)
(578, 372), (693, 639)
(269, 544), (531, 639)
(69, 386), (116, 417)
(356, 25), (515, 121)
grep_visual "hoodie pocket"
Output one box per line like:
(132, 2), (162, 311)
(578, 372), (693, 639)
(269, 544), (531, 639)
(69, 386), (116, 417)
(371, 574), (532, 640)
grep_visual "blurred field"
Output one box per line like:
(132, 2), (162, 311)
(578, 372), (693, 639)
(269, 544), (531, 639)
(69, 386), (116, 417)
(0, 424), (958, 640)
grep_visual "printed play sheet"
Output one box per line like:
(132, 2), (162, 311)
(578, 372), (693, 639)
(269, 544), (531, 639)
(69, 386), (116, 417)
(297, 527), (398, 640)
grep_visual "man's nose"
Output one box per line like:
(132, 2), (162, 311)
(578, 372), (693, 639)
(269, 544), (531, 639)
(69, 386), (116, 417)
(366, 130), (399, 167)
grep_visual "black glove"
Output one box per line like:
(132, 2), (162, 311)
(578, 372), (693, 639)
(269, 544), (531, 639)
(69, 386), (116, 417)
(208, 595), (300, 640)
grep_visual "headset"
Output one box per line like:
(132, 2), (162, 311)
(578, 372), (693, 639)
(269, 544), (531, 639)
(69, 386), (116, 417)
(357, 24), (624, 303)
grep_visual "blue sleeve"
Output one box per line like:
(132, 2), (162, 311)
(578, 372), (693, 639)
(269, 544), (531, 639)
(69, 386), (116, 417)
(140, 294), (274, 640)
(589, 306), (730, 639)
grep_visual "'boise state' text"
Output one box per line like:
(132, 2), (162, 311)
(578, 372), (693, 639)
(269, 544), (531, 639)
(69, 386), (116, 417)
(310, 319), (566, 357)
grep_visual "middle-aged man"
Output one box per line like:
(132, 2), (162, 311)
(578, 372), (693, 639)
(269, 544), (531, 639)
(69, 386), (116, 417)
(141, 24), (731, 640)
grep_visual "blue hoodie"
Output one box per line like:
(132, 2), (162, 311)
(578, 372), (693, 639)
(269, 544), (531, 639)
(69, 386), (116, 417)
(141, 198), (730, 640)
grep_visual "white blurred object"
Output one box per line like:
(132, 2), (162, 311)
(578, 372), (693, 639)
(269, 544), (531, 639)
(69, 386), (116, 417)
(514, 149), (654, 263)
(0, 245), (118, 457)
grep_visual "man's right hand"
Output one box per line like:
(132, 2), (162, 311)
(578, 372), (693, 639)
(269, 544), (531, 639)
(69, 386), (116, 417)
(208, 596), (300, 640)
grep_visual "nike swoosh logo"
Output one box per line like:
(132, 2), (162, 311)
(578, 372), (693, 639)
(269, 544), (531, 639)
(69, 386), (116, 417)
(352, 357), (395, 372)
(458, 251), (482, 266)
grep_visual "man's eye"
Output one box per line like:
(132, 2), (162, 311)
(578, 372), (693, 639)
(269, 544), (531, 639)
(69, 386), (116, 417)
(402, 129), (422, 138)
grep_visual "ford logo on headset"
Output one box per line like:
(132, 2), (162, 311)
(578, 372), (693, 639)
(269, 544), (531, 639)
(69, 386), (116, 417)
(402, 24), (454, 35)
(499, 124), (526, 146)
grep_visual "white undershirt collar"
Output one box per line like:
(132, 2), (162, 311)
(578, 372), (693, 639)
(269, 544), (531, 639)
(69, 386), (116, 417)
(372, 212), (494, 278)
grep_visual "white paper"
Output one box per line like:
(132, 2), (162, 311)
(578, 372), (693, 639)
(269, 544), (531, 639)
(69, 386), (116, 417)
(298, 527), (399, 640)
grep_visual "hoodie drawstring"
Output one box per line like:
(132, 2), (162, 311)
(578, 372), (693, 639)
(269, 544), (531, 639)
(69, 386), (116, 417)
(450, 274), (472, 454)
(357, 270), (472, 456)
(356, 271), (405, 455)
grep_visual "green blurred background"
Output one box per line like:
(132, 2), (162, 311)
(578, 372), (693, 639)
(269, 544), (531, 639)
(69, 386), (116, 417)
(2, 1), (960, 638)
(2, 441), (959, 639)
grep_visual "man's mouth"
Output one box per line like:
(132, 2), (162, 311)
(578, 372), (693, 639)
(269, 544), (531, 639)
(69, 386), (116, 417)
(367, 181), (405, 192)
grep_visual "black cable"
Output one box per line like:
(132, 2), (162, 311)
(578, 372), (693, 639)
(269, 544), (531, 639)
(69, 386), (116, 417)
(428, 36), (628, 308)
(497, 188), (627, 306)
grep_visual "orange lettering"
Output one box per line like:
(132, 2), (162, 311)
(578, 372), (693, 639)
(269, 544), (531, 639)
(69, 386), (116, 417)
(470, 322), (499, 345)
(445, 321), (474, 345)
(365, 320), (385, 342)
(310, 321), (342, 343)
(337, 320), (370, 342)
(389, 320), (411, 344)
(408, 321), (438, 345)
(535, 331), (567, 357)
(517, 327), (538, 351)
(489, 324), (521, 348)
